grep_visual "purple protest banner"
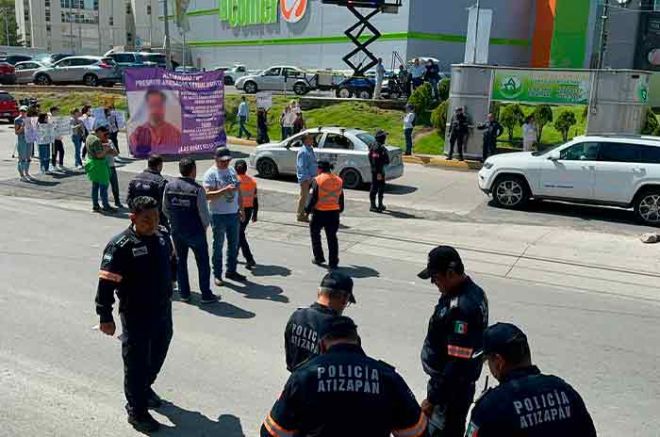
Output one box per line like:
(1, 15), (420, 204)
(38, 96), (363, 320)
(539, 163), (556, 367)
(124, 68), (226, 158)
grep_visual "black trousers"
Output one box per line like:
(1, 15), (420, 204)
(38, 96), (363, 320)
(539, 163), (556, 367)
(109, 167), (121, 205)
(482, 139), (496, 161)
(109, 131), (119, 154)
(310, 210), (340, 266)
(120, 305), (173, 415)
(369, 172), (385, 207)
(51, 139), (64, 166)
(239, 207), (255, 263)
(448, 132), (466, 160)
(428, 384), (475, 437)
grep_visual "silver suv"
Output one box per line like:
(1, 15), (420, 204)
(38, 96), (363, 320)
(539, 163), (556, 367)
(33, 56), (121, 87)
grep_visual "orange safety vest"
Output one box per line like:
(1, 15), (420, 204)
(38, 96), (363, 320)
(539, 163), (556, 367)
(314, 173), (343, 211)
(238, 174), (257, 208)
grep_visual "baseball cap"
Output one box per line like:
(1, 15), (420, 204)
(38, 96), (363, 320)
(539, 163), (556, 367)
(417, 245), (464, 279)
(215, 147), (232, 160)
(19, 105), (28, 112)
(320, 316), (358, 339)
(320, 271), (355, 303)
(317, 160), (333, 171)
(472, 322), (528, 359)
(375, 129), (388, 139)
(95, 124), (110, 133)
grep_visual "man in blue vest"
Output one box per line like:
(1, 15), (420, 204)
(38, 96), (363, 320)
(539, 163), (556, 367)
(163, 157), (217, 304)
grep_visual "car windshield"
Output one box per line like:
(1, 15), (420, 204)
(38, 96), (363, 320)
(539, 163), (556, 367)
(356, 133), (376, 145)
(141, 54), (166, 64)
(0, 93), (14, 101)
(532, 144), (563, 156)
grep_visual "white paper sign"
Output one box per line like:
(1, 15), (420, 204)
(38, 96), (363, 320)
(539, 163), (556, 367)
(52, 116), (72, 137)
(256, 92), (273, 110)
(36, 123), (54, 144)
(83, 116), (96, 133)
(24, 117), (39, 143)
(114, 111), (126, 129)
(92, 108), (107, 128)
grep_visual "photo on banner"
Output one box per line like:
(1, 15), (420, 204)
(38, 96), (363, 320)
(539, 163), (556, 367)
(124, 68), (226, 158)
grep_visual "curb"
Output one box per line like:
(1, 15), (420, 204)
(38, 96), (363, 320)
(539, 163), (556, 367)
(403, 155), (482, 170)
(228, 136), (258, 146)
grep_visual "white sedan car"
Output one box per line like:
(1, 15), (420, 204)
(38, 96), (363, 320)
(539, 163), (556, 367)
(249, 127), (404, 189)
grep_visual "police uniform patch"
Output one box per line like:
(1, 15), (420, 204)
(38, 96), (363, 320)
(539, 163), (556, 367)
(103, 252), (113, 262)
(132, 246), (148, 257)
(454, 320), (468, 334)
(466, 421), (479, 436)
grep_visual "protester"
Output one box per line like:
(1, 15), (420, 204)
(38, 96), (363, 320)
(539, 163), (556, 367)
(106, 135), (123, 209)
(36, 113), (52, 175)
(256, 108), (270, 144)
(235, 160), (258, 269)
(85, 125), (116, 212)
(374, 57), (386, 100)
(523, 115), (538, 152)
(237, 96), (252, 139)
(448, 107), (469, 161)
(106, 106), (120, 155)
(281, 105), (296, 140)
(15, 105), (32, 181)
(403, 104), (416, 155)
(293, 107), (306, 135)
(70, 109), (85, 169)
(477, 113), (504, 161)
(80, 105), (91, 159)
(424, 59), (440, 99)
(203, 147), (247, 285)
(49, 106), (65, 171)
(296, 133), (317, 222)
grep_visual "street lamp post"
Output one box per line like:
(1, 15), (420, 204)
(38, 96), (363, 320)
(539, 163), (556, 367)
(162, 0), (172, 69)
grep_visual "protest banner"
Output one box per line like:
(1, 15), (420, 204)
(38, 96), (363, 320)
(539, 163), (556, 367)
(24, 117), (38, 143)
(124, 68), (225, 157)
(91, 108), (108, 128)
(256, 92), (273, 110)
(83, 116), (96, 133)
(52, 117), (72, 137)
(36, 123), (54, 145)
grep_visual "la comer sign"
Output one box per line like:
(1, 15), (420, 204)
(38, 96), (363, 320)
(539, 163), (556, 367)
(218, 0), (308, 26)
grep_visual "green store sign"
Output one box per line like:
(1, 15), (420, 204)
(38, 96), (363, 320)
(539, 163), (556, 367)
(492, 69), (591, 105)
(218, 0), (278, 27)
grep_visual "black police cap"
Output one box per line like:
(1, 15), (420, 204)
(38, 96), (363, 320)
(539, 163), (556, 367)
(320, 316), (358, 339)
(215, 147), (232, 160)
(417, 245), (464, 279)
(375, 129), (388, 140)
(472, 322), (528, 359)
(320, 271), (355, 303)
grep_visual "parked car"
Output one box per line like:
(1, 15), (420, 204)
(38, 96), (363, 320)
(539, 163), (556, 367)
(139, 52), (168, 68)
(249, 127), (404, 189)
(335, 76), (375, 99)
(0, 90), (19, 122)
(235, 66), (315, 95)
(37, 53), (74, 66)
(14, 60), (45, 84)
(106, 52), (150, 75)
(32, 56), (121, 87)
(0, 54), (33, 65)
(214, 64), (249, 85)
(478, 135), (660, 225)
(0, 62), (16, 84)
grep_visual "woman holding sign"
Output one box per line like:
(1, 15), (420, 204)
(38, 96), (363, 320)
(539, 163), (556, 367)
(14, 106), (33, 182)
(36, 113), (52, 175)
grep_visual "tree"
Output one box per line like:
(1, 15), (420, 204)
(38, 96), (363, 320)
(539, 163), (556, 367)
(437, 79), (450, 102)
(499, 104), (525, 141)
(642, 107), (659, 135)
(407, 83), (435, 127)
(532, 105), (553, 143)
(0, 0), (17, 46)
(430, 100), (450, 136)
(553, 110), (577, 142)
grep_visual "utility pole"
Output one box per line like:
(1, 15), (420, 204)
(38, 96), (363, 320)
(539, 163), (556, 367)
(472, 0), (481, 64)
(597, 0), (610, 70)
(69, 1), (74, 53)
(97, 6), (102, 54)
(163, 0), (172, 69)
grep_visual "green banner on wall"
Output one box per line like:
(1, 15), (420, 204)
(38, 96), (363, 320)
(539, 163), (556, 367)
(491, 69), (591, 105)
(218, 0), (278, 27)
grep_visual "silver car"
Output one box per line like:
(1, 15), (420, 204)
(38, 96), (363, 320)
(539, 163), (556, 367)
(32, 56), (121, 87)
(235, 65), (315, 95)
(14, 61), (45, 84)
(249, 127), (404, 189)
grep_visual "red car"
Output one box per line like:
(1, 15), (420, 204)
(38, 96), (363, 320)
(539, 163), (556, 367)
(0, 62), (16, 85)
(0, 91), (19, 122)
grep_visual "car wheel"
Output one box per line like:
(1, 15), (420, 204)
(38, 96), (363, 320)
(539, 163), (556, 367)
(256, 158), (279, 179)
(34, 74), (52, 85)
(336, 87), (352, 98)
(491, 175), (530, 209)
(84, 74), (98, 87)
(634, 189), (660, 226)
(243, 81), (258, 94)
(293, 82), (308, 95)
(357, 89), (372, 99)
(341, 168), (363, 190)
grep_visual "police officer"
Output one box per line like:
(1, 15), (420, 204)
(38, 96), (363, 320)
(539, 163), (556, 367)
(369, 129), (390, 213)
(417, 246), (489, 437)
(477, 113), (503, 162)
(162, 157), (217, 304)
(448, 107), (469, 161)
(262, 316), (428, 437)
(466, 323), (597, 436)
(305, 160), (344, 269)
(127, 154), (169, 229)
(284, 271), (355, 371)
(95, 196), (177, 432)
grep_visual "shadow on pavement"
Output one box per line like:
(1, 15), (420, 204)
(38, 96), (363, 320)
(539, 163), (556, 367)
(154, 403), (245, 436)
(224, 279), (289, 303)
(334, 264), (380, 279)
(196, 299), (256, 319)
(381, 209), (419, 219)
(21, 178), (59, 187)
(385, 184), (418, 195)
(249, 264), (292, 277)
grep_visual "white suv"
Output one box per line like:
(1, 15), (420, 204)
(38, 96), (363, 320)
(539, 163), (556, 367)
(478, 135), (660, 225)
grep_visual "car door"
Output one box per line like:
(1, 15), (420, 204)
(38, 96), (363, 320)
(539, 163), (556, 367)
(15, 63), (35, 83)
(280, 131), (325, 174)
(318, 133), (357, 171)
(260, 67), (283, 91)
(593, 142), (645, 204)
(68, 58), (96, 82)
(283, 67), (302, 91)
(49, 58), (72, 81)
(537, 141), (598, 200)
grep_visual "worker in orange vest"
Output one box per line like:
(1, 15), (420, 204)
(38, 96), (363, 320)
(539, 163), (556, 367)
(235, 160), (258, 269)
(305, 160), (344, 269)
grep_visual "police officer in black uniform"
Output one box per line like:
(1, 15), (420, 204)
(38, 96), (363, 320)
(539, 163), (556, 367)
(368, 129), (390, 213)
(465, 323), (597, 436)
(95, 196), (176, 432)
(417, 246), (489, 437)
(127, 154), (169, 229)
(284, 271), (355, 372)
(262, 317), (428, 437)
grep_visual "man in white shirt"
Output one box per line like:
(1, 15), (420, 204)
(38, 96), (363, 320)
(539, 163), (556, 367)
(237, 97), (252, 139)
(374, 58), (386, 100)
(522, 115), (537, 152)
(403, 105), (416, 155)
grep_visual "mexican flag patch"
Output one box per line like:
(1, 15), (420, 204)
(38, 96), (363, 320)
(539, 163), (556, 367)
(454, 321), (468, 334)
(466, 422), (479, 436)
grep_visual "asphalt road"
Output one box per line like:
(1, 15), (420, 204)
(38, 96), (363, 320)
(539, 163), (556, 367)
(0, 129), (659, 436)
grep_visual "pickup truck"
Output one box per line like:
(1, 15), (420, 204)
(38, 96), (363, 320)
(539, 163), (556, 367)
(213, 64), (249, 86)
